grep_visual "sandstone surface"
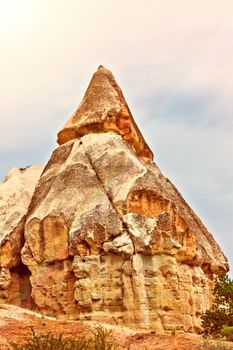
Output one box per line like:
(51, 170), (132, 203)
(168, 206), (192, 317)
(57, 65), (153, 163)
(0, 67), (229, 333)
(0, 165), (43, 306)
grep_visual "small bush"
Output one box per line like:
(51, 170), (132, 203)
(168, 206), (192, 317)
(201, 309), (231, 338)
(221, 326), (233, 342)
(91, 325), (117, 350)
(198, 339), (232, 350)
(201, 275), (233, 338)
(10, 325), (117, 350)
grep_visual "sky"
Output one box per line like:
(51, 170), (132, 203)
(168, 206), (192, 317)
(0, 0), (233, 272)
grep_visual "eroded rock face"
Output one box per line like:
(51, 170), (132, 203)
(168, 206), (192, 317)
(0, 165), (43, 305)
(0, 67), (229, 332)
(21, 129), (228, 330)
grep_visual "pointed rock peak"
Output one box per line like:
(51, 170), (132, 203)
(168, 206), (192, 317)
(57, 66), (154, 162)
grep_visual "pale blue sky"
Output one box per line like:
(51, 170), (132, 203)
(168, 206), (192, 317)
(0, 0), (232, 272)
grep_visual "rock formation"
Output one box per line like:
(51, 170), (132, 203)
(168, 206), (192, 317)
(0, 66), (229, 333)
(0, 165), (43, 306)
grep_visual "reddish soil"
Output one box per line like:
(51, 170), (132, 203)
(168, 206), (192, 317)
(0, 304), (232, 350)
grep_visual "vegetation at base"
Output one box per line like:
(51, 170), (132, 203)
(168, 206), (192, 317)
(201, 274), (233, 340)
(10, 325), (118, 350)
(221, 326), (233, 342)
(197, 339), (232, 350)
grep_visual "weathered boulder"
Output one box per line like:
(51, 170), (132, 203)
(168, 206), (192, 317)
(0, 66), (229, 332)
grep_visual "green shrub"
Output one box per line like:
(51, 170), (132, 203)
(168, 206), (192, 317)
(221, 326), (233, 342)
(201, 275), (233, 338)
(10, 325), (117, 350)
(201, 309), (233, 338)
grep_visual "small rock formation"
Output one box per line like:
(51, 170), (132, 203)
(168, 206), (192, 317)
(0, 67), (229, 333)
(0, 165), (43, 306)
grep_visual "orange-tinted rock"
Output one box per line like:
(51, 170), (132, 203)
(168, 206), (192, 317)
(22, 214), (68, 265)
(57, 66), (153, 163)
(0, 217), (25, 268)
(0, 165), (43, 306)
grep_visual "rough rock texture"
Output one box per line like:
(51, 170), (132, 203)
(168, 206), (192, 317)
(57, 65), (153, 163)
(0, 165), (43, 306)
(0, 67), (229, 333)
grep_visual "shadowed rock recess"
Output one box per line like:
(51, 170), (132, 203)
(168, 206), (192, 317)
(0, 66), (229, 333)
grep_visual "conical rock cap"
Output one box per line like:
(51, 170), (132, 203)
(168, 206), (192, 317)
(57, 66), (153, 162)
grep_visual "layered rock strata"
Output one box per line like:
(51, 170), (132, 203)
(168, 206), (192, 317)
(0, 67), (229, 333)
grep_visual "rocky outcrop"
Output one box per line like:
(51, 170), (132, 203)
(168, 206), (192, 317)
(0, 165), (43, 306)
(0, 67), (229, 332)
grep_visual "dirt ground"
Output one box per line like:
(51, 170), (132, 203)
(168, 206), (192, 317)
(0, 304), (232, 350)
